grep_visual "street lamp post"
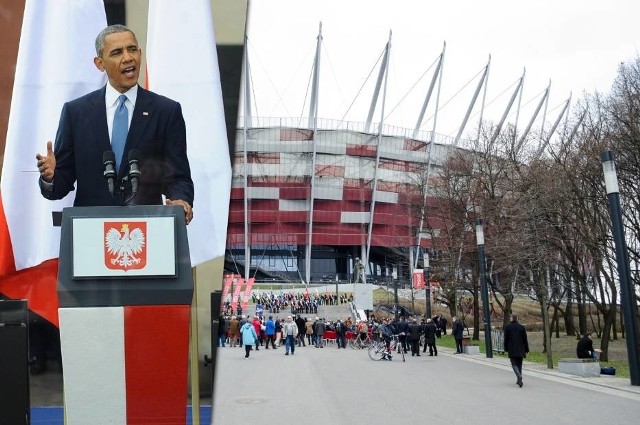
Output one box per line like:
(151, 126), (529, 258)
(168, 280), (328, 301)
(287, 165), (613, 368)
(601, 151), (640, 386)
(423, 252), (432, 319)
(475, 218), (493, 358)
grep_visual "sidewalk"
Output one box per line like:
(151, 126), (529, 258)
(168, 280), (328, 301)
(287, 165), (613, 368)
(437, 345), (640, 400)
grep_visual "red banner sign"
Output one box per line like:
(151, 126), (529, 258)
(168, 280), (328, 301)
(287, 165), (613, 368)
(413, 269), (425, 289)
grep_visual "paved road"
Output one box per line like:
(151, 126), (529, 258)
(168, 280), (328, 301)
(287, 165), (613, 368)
(211, 343), (640, 425)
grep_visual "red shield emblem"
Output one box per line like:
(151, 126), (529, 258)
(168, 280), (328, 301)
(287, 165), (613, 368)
(104, 221), (147, 271)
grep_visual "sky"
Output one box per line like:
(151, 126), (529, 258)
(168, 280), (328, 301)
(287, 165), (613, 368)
(244, 0), (640, 140)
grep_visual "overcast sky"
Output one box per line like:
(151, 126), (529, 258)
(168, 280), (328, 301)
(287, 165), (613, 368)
(244, 0), (640, 139)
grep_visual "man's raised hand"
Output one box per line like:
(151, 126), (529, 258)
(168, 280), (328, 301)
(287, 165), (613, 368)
(36, 141), (56, 183)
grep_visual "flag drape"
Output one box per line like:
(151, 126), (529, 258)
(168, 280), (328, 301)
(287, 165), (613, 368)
(146, 0), (232, 267)
(0, 0), (107, 325)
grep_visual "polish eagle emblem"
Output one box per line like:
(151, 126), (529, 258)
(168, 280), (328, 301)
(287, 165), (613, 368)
(104, 222), (147, 270)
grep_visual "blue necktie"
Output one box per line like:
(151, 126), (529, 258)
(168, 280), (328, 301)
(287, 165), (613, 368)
(112, 94), (128, 171)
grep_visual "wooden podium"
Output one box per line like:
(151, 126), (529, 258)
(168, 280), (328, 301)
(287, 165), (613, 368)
(57, 205), (193, 425)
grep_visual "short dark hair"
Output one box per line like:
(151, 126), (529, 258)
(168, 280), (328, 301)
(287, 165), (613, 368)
(95, 24), (138, 56)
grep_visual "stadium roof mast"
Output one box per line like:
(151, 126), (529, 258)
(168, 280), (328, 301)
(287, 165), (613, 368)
(242, 33), (252, 281)
(412, 42), (446, 272)
(533, 92), (572, 159)
(364, 31), (392, 280)
(305, 22), (322, 285)
(489, 68), (525, 146)
(515, 80), (550, 153)
(364, 32), (391, 133)
(453, 56), (491, 147)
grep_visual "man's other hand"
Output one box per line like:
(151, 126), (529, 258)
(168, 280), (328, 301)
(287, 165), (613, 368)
(166, 198), (193, 224)
(36, 141), (56, 183)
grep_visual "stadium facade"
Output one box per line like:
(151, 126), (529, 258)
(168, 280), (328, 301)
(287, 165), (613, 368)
(224, 27), (476, 286)
(226, 118), (464, 285)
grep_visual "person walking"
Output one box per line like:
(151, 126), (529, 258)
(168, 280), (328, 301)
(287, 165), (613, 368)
(228, 315), (240, 347)
(452, 316), (464, 354)
(283, 316), (298, 355)
(295, 315), (307, 347)
(305, 318), (314, 346)
(240, 320), (258, 359)
(264, 316), (277, 349)
(334, 319), (347, 349)
(503, 313), (529, 387)
(407, 319), (422, 356)
(314, 318), (326, 348)
(422, 318), (438, 356)
(438, 314), (448, 336)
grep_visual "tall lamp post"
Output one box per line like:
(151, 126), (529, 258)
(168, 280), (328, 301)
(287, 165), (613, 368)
(601, 151), (640, 385)
(475, 218), (493, 358)
(423, 252), (432, 319)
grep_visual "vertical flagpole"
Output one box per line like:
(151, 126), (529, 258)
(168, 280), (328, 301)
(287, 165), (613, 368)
(190, 268), (201, 425)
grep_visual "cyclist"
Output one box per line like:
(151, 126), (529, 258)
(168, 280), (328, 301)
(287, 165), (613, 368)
(377, 319), (394, 360)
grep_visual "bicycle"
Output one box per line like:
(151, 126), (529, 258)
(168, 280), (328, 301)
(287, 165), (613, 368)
(349, 332), (373, 350)
(368, 334), (405, 362)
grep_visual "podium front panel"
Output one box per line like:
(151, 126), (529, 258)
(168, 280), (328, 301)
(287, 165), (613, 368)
(57, 205), (193, 307)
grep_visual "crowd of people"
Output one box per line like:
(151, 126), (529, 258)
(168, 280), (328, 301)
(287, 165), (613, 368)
(222, 291), (355, 317)
(217, 313), (452, 360)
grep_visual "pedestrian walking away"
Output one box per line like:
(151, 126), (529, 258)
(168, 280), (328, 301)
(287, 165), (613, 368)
(503, 313), (529, 387)
(423, 318), (438, 356)
(452, 316), (464, 354)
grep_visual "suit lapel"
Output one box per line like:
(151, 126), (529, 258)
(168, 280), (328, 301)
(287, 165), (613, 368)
(89, 87), (111, 153)
(125, 87), (153, 159)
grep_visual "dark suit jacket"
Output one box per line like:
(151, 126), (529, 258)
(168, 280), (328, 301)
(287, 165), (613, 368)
(504, 320), (529, 358)
(452, 319), (464, 339)
(42, 86), (194, 207)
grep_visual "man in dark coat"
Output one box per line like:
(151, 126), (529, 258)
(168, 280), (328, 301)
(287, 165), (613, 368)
(452, 316), (464, 354)
(295, 315), (306, 347)
(395, 317), (409, 354)
(503, 313), (529, 388)
(438, 314), (448, 336)
(407, 319), (423, 356)
(576, 332), (595, 359)
(422, 318), (438, 356)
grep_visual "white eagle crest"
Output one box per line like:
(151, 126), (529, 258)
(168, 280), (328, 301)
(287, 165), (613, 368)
(105, 223), (146, 268)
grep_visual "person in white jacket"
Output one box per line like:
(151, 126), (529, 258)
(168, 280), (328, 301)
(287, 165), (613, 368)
(283, 316), (298, 355)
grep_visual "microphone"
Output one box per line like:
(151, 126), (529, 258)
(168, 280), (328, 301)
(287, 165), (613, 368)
(128, 149), (141, 196)
(103, 150), (116, 195)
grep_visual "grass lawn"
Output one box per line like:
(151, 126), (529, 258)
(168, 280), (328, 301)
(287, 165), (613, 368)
(436, 333), (630, 378)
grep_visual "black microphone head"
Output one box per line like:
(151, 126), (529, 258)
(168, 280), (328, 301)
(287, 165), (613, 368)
(103, 150), (116, 164)
(128, 149), (140, 162)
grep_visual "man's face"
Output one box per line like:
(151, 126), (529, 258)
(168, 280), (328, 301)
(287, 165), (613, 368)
(94, 31), (141, 93)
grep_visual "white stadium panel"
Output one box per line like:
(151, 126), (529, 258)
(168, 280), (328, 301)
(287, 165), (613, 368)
(341, 211), (370, 224)
(372, 190), (398, 203)
(279, 199), (310, 211)
(316, 153), (346, 167)
(247, 139), (311, 153)
(313, 184), (344, 200)
(247, 186), (280, 199)
(344, 157), (376, 180)
(377, 167), (411, 184)
(316, 138), (347, 155)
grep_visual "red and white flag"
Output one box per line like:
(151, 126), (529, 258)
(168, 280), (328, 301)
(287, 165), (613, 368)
(0, 0), (107, 325)
(146, 0), (232, 266)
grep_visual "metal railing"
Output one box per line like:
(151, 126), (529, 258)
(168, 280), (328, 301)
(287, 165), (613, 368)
(491, 330), (505, 354)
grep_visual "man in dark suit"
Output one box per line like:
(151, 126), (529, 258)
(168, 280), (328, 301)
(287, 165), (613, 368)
(36, 25), (193, 221)
(452, 316), (464, 354)
(503, 313), (529, 388)
(422, 318), (438, 356)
